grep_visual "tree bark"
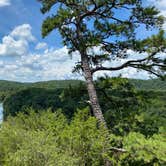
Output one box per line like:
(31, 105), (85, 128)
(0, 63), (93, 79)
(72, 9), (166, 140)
(81, 55), (107, 126)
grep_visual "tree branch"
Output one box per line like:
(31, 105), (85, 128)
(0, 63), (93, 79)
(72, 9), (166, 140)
(130, 65), (163, 78)
(91, 51), (161, 74)
(110, 147), (127, 153)
(92, 58), (149, 73)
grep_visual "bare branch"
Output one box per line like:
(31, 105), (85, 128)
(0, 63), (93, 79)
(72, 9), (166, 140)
(92, 57), (149, 73)
(92, 50), (161, 73)
(110, 147), (127, 153)
(132, 66), (162, 78)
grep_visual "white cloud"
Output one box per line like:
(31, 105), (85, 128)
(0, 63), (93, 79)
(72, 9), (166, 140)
(93, 50), (155, 80)
(148, 0), (166, 30)
(0, 0), (10, 7)
(93, 68), (151, 80)
(35, 42), (48, 50)
(0, 44), (158, 82)
(149, 0), (166, 10)
(0, 24), (77, 81)
(0, 46), (81, 82)
(0, 24), (35, 56)
(0, 61), (4, 67)
(0, 35), (28, 56)
(11, 24), (35, 42)
(0, 24), (164, 82)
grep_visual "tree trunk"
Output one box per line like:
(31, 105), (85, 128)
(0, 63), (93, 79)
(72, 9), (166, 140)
(81, 55), (106, 126)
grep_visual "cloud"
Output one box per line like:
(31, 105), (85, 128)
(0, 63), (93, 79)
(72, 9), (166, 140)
(11, 24), (35, 42)
(0, 24), (35, 56)
(149, 0), (166, 10)
(0, 24), (79, 81)
(93, 50), (153, 80)
(0, 35), (28, 56)
(35, 42), (48, 50)
(148, 0), (166, 30)
(0, 45), (81, 82)
(0, 0), (10, 7)
(0, 44), (155, 82)
(0, 24), (164, 82)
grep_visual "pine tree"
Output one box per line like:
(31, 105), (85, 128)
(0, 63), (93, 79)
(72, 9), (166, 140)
(37, 0), (166, 126)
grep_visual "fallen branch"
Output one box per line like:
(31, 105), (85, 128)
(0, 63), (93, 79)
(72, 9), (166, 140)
(110, 147), (127, 153)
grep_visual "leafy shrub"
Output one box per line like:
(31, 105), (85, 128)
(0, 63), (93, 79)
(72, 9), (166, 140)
(0, 108), (165, 165)
(0, 108), (110, 166)
(121, 132), (166, 165)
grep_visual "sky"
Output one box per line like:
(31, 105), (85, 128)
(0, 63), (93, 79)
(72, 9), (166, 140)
(0, 0), (166, 82)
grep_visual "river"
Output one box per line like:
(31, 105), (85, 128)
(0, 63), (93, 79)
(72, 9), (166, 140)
(0, 103), (3, 122)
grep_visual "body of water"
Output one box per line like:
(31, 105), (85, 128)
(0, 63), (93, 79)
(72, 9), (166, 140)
(0, 103), (3, 122)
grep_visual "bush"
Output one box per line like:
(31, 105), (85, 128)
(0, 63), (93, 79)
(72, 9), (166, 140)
(0, 108), (110, 166)
(121, 132), (166, 165)
(0, 108), (165, 165)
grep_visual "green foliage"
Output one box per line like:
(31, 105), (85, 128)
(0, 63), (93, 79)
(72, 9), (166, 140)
(0, 80), (83, 102)
(37, 0), (166, 78)
(129, 78), (166, 91)
(0, 78), (166, 103)
(3, 88), (62, 119)
(3, 85), (87, 120)
(96, 77), (140, 134)
(96, 77), (166, 137)
(3, 77), (166, 138)
(0, 109), (165, 165)
(0, 109), (110, 166)
(121, 132), (166, 165)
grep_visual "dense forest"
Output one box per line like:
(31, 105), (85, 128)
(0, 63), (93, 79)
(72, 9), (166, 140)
(0, 80), (82, 102)
(0, 78), (166, 102)
(0, 77), (165, 165)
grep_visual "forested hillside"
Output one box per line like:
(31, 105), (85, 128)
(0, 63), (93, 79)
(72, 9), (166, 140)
(0, 80), (82, 91)
(0, 78), (166, 101)
(2, 78), (166, 134)
(0, 78), (165, 92)
(1, 77), (166, 165)
(129, 78), (166, 91)
(0, 80), (82, 102)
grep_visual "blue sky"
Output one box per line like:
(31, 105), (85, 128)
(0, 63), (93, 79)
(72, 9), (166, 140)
(0, 0), (62, 48)
(0, 0), (166, 82)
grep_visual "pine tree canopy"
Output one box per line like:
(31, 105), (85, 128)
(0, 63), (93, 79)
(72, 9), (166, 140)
(38, 0), (166, 78)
